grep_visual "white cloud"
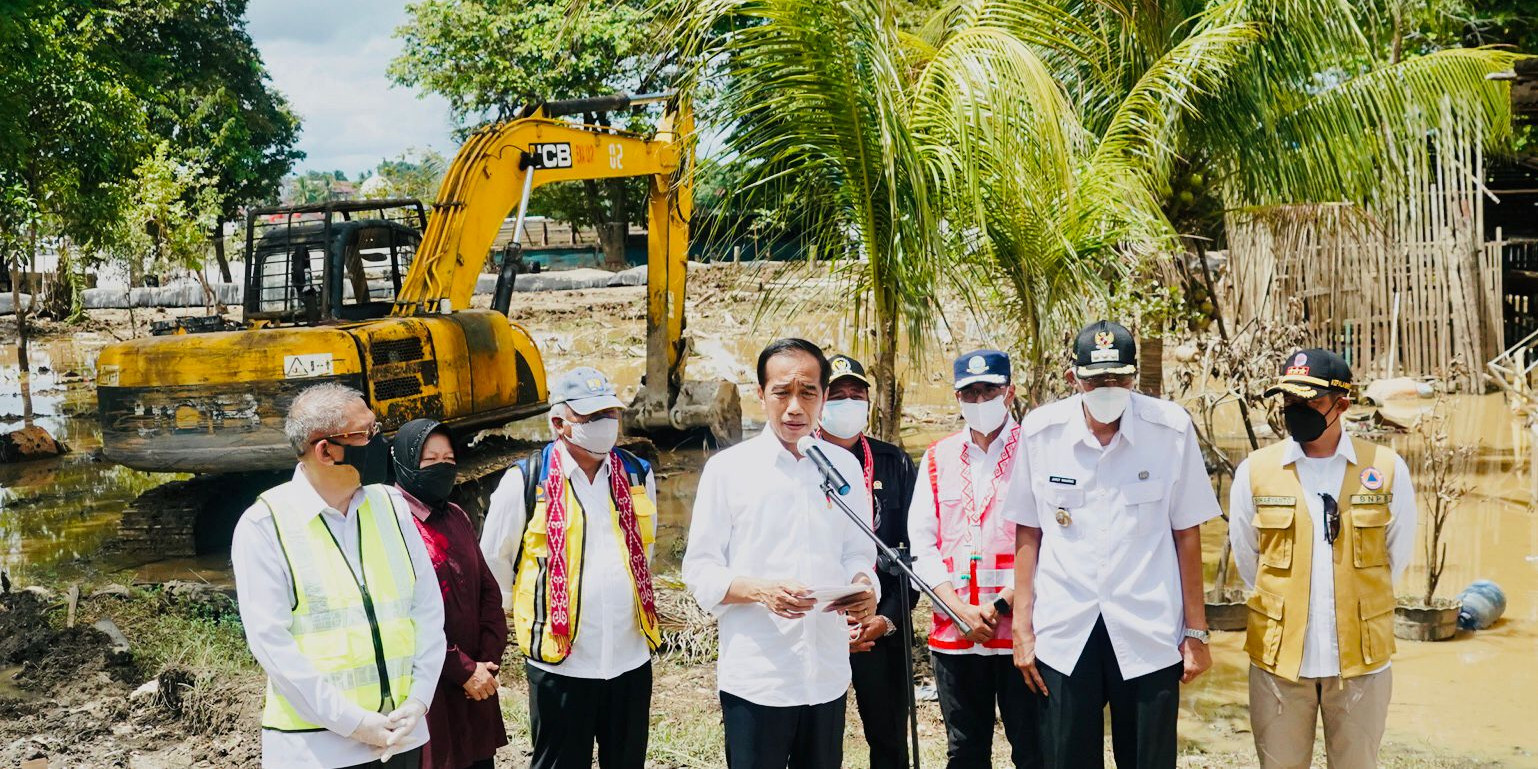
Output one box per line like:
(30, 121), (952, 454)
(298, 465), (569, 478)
(247, 0), (455, 177)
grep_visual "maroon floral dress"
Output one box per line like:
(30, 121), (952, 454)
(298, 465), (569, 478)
(400, 488), (509, 769)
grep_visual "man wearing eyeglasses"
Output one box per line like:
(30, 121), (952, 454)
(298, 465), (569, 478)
(1004, 320), (1221, 769)
(232, 382), (445, 768)
(1229, 349), (1417, 769)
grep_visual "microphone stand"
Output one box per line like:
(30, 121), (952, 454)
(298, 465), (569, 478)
(822, 479), (972, 769)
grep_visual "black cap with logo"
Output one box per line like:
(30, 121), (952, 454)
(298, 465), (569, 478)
(1073, 320), (1137, 377)
(827, 354), (871, 388)
(1264, 348), (1353, 399)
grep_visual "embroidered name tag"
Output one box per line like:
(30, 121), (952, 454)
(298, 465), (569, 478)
(1350, 494), (1392, 505)
(1252, 496), (1296, 506)
(1049, 476), (1077, 486)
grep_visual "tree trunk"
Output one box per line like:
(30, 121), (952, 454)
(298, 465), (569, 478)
(602, 178), (629, 271)
(13, 222), (35, 425)
(211, 221), (232, 283)
(1138, 336), (1163, 397)
(870, 311), (904, 443)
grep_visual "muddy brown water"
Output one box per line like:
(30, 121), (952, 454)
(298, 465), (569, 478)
(3, 334), (1536, 764)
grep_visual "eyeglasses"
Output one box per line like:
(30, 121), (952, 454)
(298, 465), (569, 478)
(314, 422), (381, 445)
(1082, 374), (1135, 388)
(1319, 492), (1341, 545)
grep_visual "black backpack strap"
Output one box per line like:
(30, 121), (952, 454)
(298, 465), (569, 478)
(522, 449), (544, 522)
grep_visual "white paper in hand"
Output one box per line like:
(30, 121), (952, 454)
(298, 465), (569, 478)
(807, 584), (868, 605)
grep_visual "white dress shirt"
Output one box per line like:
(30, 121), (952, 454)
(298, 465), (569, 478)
(1229, 434), (1417, 678)
(231, 468), (445, 769)
(1002, 393), (1221, 679)
(908, 417), (1019, 656)
(480, 441), (658, 680)
(682, 428), (878, 707)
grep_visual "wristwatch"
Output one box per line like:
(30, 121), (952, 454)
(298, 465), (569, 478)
(992, 596), (1011, 615)
(880, 616), (897, 637)
(1183, 627), (1211, 644)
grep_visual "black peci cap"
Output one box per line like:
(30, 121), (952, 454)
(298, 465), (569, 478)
(1073, 320), (1137, 377)
(827, 354), (871, 387)
(1263, 348), (1353, 399)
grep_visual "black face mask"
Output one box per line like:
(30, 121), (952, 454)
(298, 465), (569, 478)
(335, 433), (390, 486)
(1283, 400), (1337, 444)
(401, 461), (457, 506)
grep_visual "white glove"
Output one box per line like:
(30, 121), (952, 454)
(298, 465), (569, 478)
(379, 699), (428, 759)
(348, 711), (395, 748)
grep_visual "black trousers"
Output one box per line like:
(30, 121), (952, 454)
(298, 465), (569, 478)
(932, 651), (1042, 769)
(720, 690), (845, 769)
(1036, 618), (1182, 769)
(851, 634), (911, 769)
(526, 660), (652, 769)
(341, 747), (422, 769)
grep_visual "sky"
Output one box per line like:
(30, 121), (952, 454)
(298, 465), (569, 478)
(245, 0), (455, 177)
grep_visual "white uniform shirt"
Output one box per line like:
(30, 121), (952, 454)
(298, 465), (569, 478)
(1229, 435), (1417, 678)
(908, 417), (1019, 656)
(682, 428), (878, 707)
(231, 468), (445, 769)
(480, 441), (659, 680)
(1002, 393), (1221, 679)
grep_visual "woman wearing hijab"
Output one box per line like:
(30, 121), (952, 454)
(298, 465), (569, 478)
(391, 419), (508, 769)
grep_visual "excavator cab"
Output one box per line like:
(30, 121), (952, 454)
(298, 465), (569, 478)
(245, 199), (428, 325)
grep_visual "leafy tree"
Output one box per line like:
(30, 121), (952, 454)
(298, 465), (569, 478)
(392, 0), (665, 268)
(373, 149), (450, 203)
(104, 141), (226, 302)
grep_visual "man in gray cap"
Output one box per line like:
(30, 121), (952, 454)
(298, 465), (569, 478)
(481, 367), (660, 769)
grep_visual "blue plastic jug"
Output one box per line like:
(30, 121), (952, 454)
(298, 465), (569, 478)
(1456, 580), (1506, 630)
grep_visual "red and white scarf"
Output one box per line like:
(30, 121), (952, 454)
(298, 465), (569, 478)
(957, 421), (1021, 545)
(542, 447), (657, 650)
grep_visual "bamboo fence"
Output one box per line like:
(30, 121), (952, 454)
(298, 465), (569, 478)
(1226, 101), (1503, 391)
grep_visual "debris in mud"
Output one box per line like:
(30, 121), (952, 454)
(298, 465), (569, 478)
(0, 425), (67, 463)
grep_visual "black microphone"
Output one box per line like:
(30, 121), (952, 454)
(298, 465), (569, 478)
(796, 436), (851, 496)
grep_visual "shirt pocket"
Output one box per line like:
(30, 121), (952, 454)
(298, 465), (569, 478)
(1254, 506), (1295, 570)
(1120, 478), (1166, 535)
(1351, 506), (1392, 568)
(1040, 486), (1084, 535)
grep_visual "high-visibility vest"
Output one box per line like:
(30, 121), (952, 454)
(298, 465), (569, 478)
(260, 484), (418, 731)
(922, 429), (1019, 652)
(512, 444), (661, 664)
(1245, 437), (1398, 681)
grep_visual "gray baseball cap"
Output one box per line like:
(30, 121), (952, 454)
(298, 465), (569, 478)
(550, 367), (625, 414)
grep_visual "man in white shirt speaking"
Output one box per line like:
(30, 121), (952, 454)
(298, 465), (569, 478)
(480, 367), (660, 769)
(1229, 349), (1416, 769)
(684, 337), (879, 769)
(233, 382), (445, 769)
(1005, 320), (1220, 769)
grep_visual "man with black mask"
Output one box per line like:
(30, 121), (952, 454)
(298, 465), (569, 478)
(1229, 348), (1417, 769)
(232, 382), (445, 768)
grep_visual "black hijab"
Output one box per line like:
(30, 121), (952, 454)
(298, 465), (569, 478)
(391, 418), (456, 508)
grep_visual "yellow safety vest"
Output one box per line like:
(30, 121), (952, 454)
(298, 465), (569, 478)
(260, 484), (418, 731)
(512, 448), (661, 664)
(1245, 437), (1398, 681)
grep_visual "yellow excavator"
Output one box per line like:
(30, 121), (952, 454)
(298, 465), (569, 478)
(95, 93), (740, 555)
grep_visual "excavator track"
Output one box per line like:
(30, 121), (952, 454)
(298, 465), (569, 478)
(113, 434), (660, 557)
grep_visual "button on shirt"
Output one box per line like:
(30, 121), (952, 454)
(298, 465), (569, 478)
(1002, 393), (1221, 679)
(480, 442), (659, 680)
(908, 418), (1019, 656)
(1229, 435), (1417, 678)
(231, 469), (446, 769)
(683, 429), (878, 707)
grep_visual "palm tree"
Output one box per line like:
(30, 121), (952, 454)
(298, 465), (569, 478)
(669, 0), (1136, 437)
(925, 0), (1521, 389)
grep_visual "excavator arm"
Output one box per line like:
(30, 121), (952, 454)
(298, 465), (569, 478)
(392, 96), (738, 444)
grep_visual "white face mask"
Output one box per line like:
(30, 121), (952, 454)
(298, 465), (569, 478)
(959, 394), (1009, 434)
(821, 398), (870, 439)
(1081, 386), (1132, 423)
(566, 416), (620, 455)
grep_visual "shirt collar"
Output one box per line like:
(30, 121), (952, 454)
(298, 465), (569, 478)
(1063, 395), (1135, 449)
(554, 440), (610, 486)
(283, 464), (365, 522)
(966, 415), (1019, 456)
(754, 425), (811, 468)
(1280, 431), (1355, 466)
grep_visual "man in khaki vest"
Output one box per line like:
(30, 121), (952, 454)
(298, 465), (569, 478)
(1229, 349), (1418, 769)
